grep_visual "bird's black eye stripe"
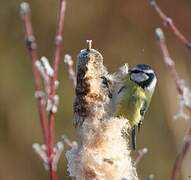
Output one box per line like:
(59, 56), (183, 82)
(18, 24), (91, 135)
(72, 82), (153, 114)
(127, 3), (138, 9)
(130, 70), (140, 74)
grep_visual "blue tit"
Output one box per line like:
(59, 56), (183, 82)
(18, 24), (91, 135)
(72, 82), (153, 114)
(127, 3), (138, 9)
(114, 64), (157, 150)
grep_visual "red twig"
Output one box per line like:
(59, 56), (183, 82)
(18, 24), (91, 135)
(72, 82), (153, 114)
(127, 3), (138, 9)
(155, 28), (183, 95)
(172, 132), (191, 180)
(21, 1), (66, 180)
(20, 2), (49, 146)
(134, 147), (148, 166)
(156, 28), (191, 180)
(149, 0), (191, 49)
(47, 0), (66, 178)
(147, 174), (154, 180)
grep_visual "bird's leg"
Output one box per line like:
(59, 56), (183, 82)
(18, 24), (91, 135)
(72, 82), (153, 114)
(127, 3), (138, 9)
(138, 121), (142, 133)
(131, 126), (137, 150)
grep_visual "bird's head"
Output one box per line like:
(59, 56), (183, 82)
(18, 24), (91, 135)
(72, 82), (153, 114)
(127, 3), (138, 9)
(129, 64), (157, 91)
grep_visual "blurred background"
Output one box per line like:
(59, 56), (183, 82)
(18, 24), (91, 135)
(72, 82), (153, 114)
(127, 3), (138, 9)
(0, 0), (191, 179)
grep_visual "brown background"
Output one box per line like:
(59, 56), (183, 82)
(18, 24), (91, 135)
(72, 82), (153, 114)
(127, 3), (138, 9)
(0, 0), (191, 179)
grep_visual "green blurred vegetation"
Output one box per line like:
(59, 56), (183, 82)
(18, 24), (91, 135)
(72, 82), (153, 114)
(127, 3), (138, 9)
(0, 0), (191, 179)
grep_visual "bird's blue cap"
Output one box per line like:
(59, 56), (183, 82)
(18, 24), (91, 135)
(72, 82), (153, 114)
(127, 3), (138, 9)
(129, 64), (152, 74)
(136, 64), (151, 70)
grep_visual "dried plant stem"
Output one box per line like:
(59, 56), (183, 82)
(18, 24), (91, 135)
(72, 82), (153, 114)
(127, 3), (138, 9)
(66, 41), (138, 180)
(149, 0), (191, 49)
(20, 2), (49, 146)
(156, 28), (191, 180)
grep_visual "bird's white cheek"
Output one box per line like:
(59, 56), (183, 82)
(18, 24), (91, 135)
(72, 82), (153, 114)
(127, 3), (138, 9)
(130, 73), (149, 83)
(147, 77), (157, 91)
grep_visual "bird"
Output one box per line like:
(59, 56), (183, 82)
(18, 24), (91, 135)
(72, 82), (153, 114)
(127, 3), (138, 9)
(113, 64), (157, 150)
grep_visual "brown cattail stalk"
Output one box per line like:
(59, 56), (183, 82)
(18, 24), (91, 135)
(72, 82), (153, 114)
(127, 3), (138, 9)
(65, 41), (138, 180)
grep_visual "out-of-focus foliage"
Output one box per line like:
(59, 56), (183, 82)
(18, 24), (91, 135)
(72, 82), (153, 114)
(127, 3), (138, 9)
(0, 0), (191, 179)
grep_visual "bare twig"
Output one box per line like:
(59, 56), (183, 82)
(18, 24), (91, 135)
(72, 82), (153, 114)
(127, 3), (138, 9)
(50, 0), (66, 98)
(52, 142), (64, 170)
(35, 57), (54, 97)
(155, 28), (184, 95)
(149, 0), (191, 49)
(21, 1), (67, 180)
(147, 174), (154, 180)
(155, 28), (191, 180)
(20, 2), (48, 146)
(32, 143), (49, 170)
(135, 147), (148, 166)
(64, 54), (76, 87)
(61, 135), (75, 148)
(47, 0), (66, 179)
(155, 28), (191, 111)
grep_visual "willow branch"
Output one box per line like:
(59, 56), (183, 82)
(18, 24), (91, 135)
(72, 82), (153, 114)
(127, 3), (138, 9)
(21, 1), (67, 179)
(149, 0), (191, 49)
(147, 174), (155, 180)
(156, 28), (191, 180)
(20, 2), (48, 145)
(64, 54), (76, 87)
(47, 0), (66, 179)
(135, 148), (148, 166)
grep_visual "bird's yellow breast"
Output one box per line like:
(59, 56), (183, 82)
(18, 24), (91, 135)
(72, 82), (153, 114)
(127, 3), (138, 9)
(117, 80), (146, 127)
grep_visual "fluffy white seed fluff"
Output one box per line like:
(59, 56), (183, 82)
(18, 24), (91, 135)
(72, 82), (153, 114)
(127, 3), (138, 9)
(65, 47), (138, 180)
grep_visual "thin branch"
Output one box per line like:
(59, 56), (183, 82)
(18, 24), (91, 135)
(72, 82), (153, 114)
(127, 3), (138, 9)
(32, 143), (49, 170)
(149, 0), (191, 49)
(20, 2), (49, 146)
(21, 1), (67, 180)
(155, 28), (183, 95)
(61, 135), (77, 148)
(171, 133), (191, 180)
(147, 174), (154, 180)
(64, 54), (76, 87)
(50, 0), (66, 98)
(155, 28), (191, 180)
(47, 0), (66, 178)
(155, 28), (191, 110)
(134, 147), (148, 166)
(52, 142), (64, 170)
